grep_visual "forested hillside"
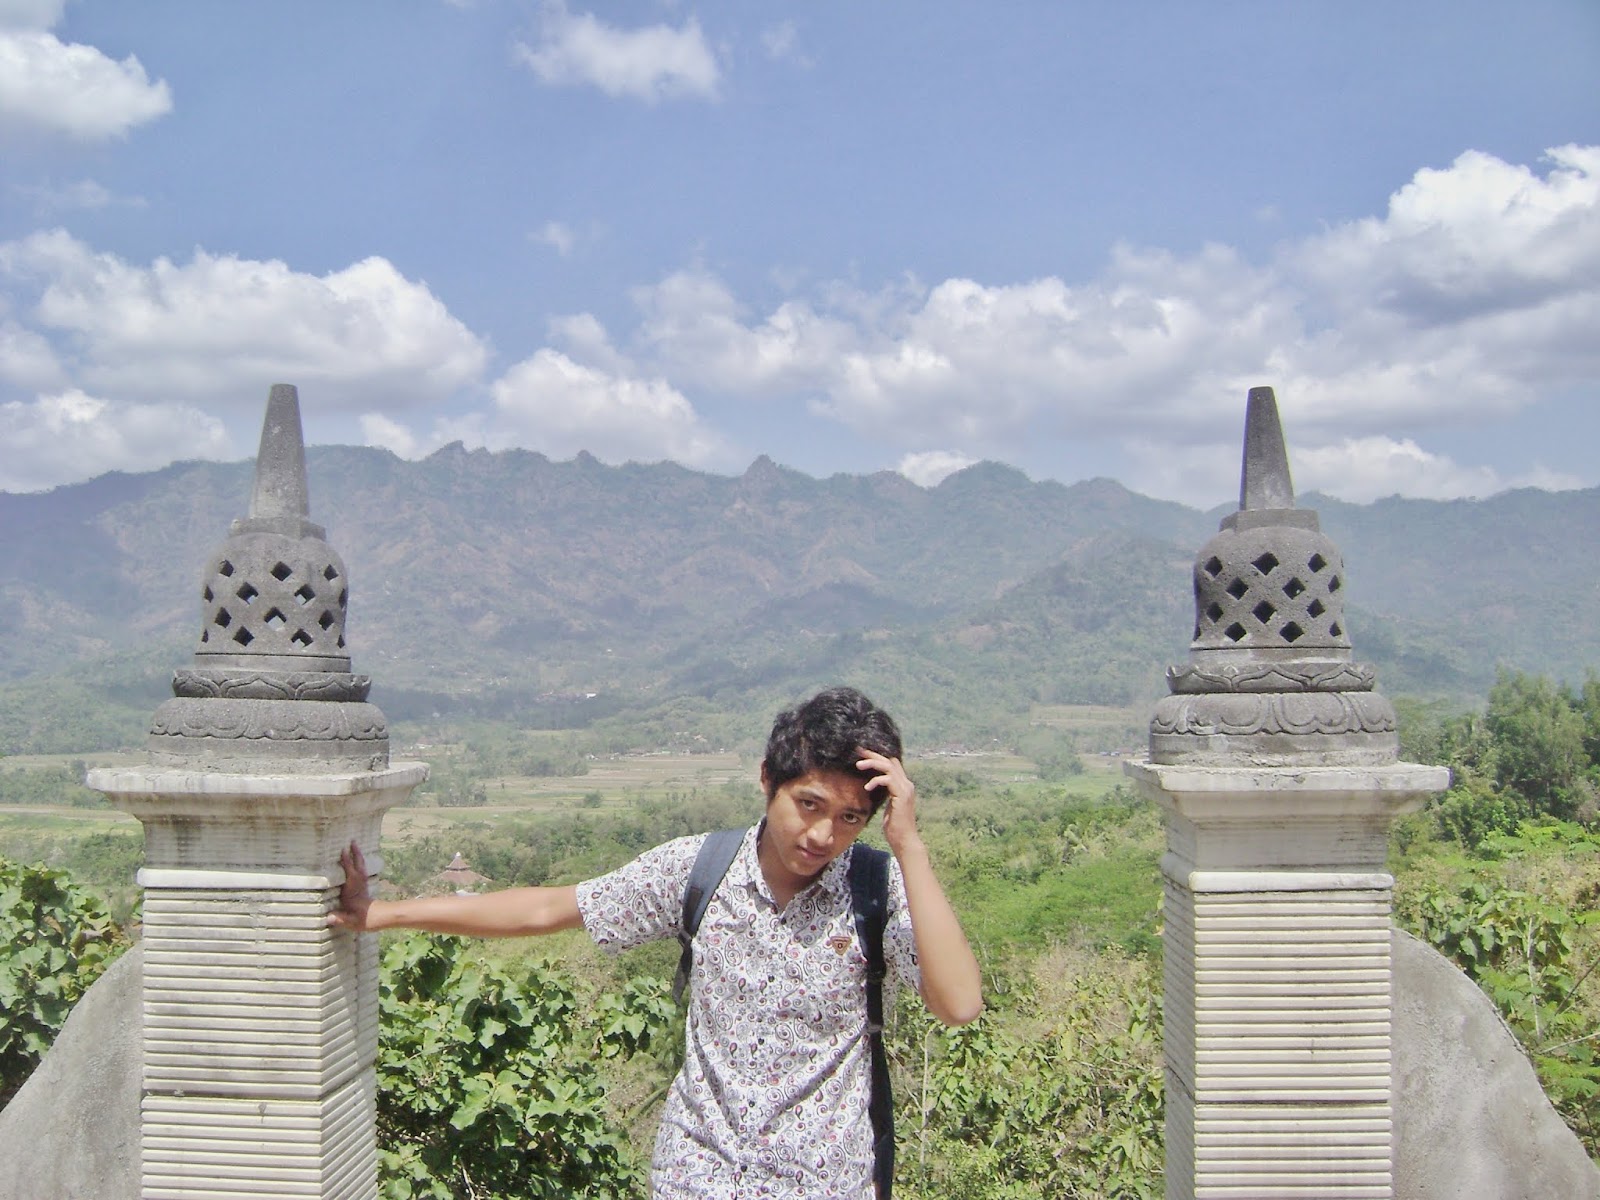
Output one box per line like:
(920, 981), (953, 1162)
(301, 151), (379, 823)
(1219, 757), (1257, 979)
(3, 446), (1600, 754)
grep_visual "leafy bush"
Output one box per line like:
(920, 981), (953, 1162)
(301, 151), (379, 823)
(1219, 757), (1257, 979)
(0, 764), (111, 808)
(1486, 671), (1591, 819)
(376, 934), (665, 1199)
(1398, 845), (1600, 1155)
(892, 945), (1163, 1199)
(0, 858), (128, 1107)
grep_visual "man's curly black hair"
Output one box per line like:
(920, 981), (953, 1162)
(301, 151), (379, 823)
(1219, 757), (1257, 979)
(761, 686), (903, 814)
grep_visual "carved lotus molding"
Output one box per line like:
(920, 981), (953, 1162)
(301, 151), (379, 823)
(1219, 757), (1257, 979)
(1166, 661), (1378, 695)
(172, 669), (372, 703)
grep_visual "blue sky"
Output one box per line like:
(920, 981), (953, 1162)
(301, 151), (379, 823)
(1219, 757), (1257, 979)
(1, 1), (1596, 506)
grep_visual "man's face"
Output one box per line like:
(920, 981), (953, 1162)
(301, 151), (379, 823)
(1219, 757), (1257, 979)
(758, 767), (873, 894)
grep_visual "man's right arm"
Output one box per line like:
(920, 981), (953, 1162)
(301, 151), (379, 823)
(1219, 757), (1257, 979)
(327, 842), (584, 938)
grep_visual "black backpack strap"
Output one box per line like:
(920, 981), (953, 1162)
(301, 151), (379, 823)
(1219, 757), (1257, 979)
(849, 845), (894, 1200)
(673, 827), (747, 1004)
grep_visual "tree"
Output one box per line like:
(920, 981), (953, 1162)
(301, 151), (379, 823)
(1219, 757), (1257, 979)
(1578, 671), (1600, 778)
(1485, 671), (1589, 819)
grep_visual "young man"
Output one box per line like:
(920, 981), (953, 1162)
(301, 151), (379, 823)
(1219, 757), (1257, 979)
(329, 686), (982, 1198)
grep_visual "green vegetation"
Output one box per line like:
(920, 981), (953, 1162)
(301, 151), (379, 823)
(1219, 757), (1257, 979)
(0, 761), (113, 808)
(2, 679), (1599, 1194)
(890, 945), (1163, 1199)
(376, 934), (662, 1199)
(1390, 669), (1600, 1155)
(0, 859), (130, 1109)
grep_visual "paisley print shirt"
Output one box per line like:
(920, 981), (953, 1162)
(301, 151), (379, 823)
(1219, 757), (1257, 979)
(576, 825), (921, 1199)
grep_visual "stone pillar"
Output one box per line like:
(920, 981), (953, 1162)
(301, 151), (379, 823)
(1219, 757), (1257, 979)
(89, 385), (425, 1199)
(1126, 764), (1443, 1198)
(1125, 388), (1447, 1200)
(88, 769), (421, 1199)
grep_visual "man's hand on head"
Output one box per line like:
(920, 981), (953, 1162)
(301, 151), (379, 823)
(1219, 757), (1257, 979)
(856, 748), (923, 858)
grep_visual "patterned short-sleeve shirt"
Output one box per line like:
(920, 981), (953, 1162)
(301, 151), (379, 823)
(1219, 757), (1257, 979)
(576, 824), (921, 1199)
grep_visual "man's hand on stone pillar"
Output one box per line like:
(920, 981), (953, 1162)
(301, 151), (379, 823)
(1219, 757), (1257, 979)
(327, 841), (374, 932)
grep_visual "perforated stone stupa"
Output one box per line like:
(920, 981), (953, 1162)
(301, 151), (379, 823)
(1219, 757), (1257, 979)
(1128, 386), (1447, 1200)
(1149, 385), (1398, 766)
(88, 383), (426, 1200)
(148, 382), (388, 773)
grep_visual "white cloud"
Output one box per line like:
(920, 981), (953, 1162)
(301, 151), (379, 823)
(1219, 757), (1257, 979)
(1122, 429), (1588, 509)
(0, 29), (172, 140)
(12, 177), (144, 214)
(548, 310), (631, 375)
(0, 389), (231, 492)
(360, 412), (423, 459)
(0, 230), (488, 409)
(486, 348), (728, 465)
(0, 317), (63, 389)
(897, 450), (976, 488)
(7, 144), (1591, 506)
(533, 220), (576, 256)
(1297, 145), (1600, 325)
(633, 267), (859, 394)
(516, 2), (719, 102)
(1119, 437), (1238, 511)
(607, 144), (1599, 504)
(762, 20), (811, 67)
(1292, 435), (1586, 504)
(628, 249), (1288, 446)
(0, 1), (67, 32)
(1278, 144), (1600, 440)
(820, 254), (1290, 442)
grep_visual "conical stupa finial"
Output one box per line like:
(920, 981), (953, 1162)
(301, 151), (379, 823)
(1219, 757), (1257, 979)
(249, 383), (312, 523)
(1239, 386), (1295, 511)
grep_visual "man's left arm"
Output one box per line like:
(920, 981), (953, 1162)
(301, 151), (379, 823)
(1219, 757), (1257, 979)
(859, 750), (984, 1027)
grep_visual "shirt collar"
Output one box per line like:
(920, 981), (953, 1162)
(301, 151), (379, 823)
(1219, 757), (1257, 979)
(743, 819), (854, 904)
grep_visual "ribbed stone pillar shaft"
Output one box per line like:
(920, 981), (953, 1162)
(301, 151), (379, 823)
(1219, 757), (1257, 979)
(1128, 388), (1447, 1198)
(89, 767), (425, 1199)
(1125, 765), (1444, 1199)
(86, 384), (429, 1198)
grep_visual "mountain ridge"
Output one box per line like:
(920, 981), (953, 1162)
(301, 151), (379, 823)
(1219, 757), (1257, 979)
(2, 446), (1596, 747)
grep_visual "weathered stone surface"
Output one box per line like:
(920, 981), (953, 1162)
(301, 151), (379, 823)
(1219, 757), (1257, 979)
(1139, 390), (1438, 1197)
(1152, 387), (1396, 766)
(1150, 690), (1399, 766)
(247, 382), (320, 534)
(149, 695), (389, 773)
(1189, 520), (1352, 658)
(75, 384), (426, 1199)
(1393, 929), (1600, 1200)
(1131, 757), (1444, 1199)
(151, 383), (392, 773)
(14, 924), (1589, 1200)
(0, 944), (140, 1200)
(1239, 384), (1296, 512)
(173, 668), (372, 702)
(1166, 660), (1379, 694)
(88, 759), (422, 1200)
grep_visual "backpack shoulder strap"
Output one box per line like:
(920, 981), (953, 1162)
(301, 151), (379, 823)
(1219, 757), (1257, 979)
(849, 844), (891, 991)
(673, 827), (747, 1004)
(848, 845), (894, 1200)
